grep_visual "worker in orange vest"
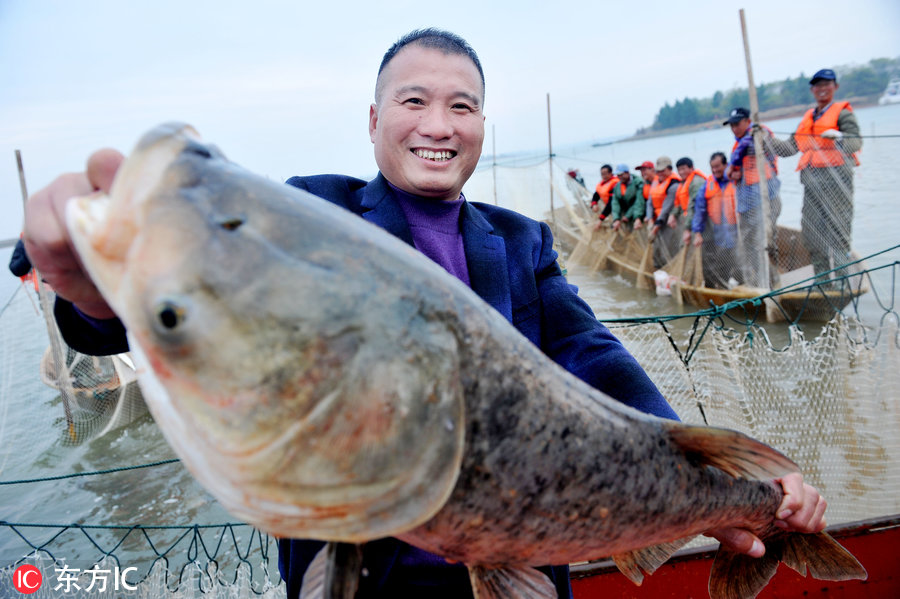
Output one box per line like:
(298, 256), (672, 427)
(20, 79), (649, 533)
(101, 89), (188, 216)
(674, 157), (707, 246)
(724, 107), (783, 288)
(771, 69), (862, 280)
(590, 164), (619, 226)
(690, 152), (741, 289)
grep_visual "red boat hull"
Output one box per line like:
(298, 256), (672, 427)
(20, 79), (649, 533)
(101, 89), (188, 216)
(570, 515), (899, 598)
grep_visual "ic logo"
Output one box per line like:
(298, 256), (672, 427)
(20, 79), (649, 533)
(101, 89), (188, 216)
(13, 564), (42, 594)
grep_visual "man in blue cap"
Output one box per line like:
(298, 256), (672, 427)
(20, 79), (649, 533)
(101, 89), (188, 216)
(771, 68), (862, 280)
(609, 163), (645, 232)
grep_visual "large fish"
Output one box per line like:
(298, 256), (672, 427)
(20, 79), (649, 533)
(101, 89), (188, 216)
(65, 123), (865, 599)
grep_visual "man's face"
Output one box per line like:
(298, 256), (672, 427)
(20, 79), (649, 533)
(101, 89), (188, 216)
(618, 171), (631, 185)
(811, 80), (838, 106)
(730, 118), (750, 138)
(600, 167), (613, 182)
(369, 45), (485, 201)
(655, 167), (670, 181)
(710, 156), (726, 179)
(640, 167), (656, 182)
(677, 164), (691, 179)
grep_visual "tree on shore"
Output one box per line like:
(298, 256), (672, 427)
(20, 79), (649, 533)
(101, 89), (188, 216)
(645, 57), (900, 132)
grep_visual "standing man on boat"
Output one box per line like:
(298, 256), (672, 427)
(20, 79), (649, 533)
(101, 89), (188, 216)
(20, 28), (828, 599)
(724, 106), (782, 288)
(691, 152), (740, 289)
(590, 163), (619, 226)
(770, 69), (862, 280)
(610, 163), (644, 232)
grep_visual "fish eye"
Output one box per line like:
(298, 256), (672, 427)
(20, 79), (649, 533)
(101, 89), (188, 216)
(156, 300), (186, 330)
(218, 216), (245, 231)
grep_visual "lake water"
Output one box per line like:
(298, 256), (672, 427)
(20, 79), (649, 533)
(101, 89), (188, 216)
(0, 102), (898, 592)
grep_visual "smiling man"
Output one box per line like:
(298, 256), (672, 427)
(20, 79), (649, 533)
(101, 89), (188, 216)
(21, 28), (829, 599)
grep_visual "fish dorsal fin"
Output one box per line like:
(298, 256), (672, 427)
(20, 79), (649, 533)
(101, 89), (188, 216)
(468, 565), (557, 599)
(612, 537), (696, 585)
(664, 422), (799, 479)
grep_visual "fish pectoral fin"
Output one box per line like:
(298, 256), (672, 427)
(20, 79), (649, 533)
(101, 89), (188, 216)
(468, 564), (557, 599)
(611, 536), (695, 585)
(299, 542), (364, 599)
(664, 422), (799, 480)
(708, 532), (867, 599)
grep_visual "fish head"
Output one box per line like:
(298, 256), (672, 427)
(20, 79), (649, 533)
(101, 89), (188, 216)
(66, 123), (466, 541)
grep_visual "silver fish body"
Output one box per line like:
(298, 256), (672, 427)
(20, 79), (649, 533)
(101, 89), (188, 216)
(66, 124), (866, 598)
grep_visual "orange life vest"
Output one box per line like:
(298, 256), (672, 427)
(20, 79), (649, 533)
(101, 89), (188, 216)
(731, 125), (778, 185)
(595, 176), (620, 205)
(650, 173), (681, 218)
(642, 179), (651, 200)
(705, 177), (737, 225)
(675, 169), (707, 212)
(795, 101), (861, 170)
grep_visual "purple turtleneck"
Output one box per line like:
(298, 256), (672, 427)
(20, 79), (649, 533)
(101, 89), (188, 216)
(388, 182), (471, 287)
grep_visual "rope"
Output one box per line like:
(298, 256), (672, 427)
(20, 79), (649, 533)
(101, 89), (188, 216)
(0, 458), (180, 485)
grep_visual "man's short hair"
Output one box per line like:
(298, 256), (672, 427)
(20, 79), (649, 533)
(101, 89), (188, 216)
(376, 28), (485, 101)
(710, 151), (728, 166)
(600, 164), (613, 174)
(675, 157), (693, 169)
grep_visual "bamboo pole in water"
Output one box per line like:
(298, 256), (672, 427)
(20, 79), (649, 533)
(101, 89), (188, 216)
(739, 10), (773, 285)
(547, 93), (556, 227)
(16, 150), (78, 441)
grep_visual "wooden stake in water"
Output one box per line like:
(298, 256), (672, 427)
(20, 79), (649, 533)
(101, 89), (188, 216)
(16, 150), (77, 442)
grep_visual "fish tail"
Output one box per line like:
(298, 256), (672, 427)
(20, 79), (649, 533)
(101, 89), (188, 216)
(708, 531), (867, 599)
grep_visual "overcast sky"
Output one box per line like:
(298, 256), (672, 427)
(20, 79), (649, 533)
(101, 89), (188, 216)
(2, 0), (898, 242)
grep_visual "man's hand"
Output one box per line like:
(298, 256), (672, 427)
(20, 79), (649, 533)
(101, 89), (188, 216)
(821, 129), (843, 140)
(707, 473), (827, 558)
(667, 214), (677, 229)
(633, 219), (643, 230)
(682, 230), (691, 245)
(692, 232), (703, 247)
(612, 219), (621, 232)
(23, 149), (124, 319)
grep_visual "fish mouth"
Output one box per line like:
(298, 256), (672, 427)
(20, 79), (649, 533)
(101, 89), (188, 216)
(66, 123), (202, 305)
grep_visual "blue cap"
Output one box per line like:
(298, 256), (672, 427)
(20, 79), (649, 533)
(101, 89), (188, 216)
(614, 163), (629, 175)
(810, 69), (837, 84)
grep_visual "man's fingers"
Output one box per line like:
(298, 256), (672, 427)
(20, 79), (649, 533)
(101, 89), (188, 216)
(86, 148), (125, 193)
(708, 528), (764, 558)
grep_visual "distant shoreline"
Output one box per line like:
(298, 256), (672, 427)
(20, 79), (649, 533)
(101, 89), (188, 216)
(622, 95), (879, 142)
(0, 239), (17, 249)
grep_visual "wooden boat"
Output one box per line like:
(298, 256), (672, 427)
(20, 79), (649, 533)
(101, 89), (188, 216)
(553, 211), (869, 322)
(570, 514), (900, 598)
